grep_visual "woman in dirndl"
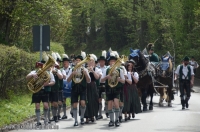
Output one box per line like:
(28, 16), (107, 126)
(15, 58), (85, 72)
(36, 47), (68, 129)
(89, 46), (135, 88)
(84, 54), (102, 123)
(123, 59), (141, 121)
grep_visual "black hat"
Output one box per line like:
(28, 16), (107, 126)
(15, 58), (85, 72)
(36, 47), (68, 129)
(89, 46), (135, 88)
(63, 58), (70, 62)
(183, 56), (189, 61)
(56, 58), (62, 62)
(147, 43), (154, 51)
(75, 55), (83, 60)
(128, 59), (137, 65)
(108, 56), (117, 61)
(98, 56), (106, 61)
(40, 60), (46, 64)
(191, 56), (194, 59)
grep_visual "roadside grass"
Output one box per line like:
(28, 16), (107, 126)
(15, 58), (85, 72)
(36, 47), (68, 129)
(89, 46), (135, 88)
(0, 93), (71, 128)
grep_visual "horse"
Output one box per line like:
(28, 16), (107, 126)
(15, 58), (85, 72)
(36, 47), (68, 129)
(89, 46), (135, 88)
(156, 52), (174, 107)
(129, 49), (155, 111)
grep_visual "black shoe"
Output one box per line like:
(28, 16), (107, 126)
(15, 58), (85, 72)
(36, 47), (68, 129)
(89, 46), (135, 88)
(106, 113), (109, 118)
(91, 117), (95, 122)
(128, 116), (131, 120)
(74, 121), (78, 126)
(57, 115), (61, 120)
(70, 112), (73, 118)
(61, 115), (68, 119)
(132, 113), (135, 118)
(54, 116), (58, 122)
(98, 115), (103, 119)
(35, 122), (41, 126)
(115, 120), (120, 127)
(186, 103), (189, 108)
(108, 121), (114, 127)
(182, 106), (185, 110)
(81, 118), (85, 125)
(119, 116), (122, 123)
(125, 116), (128, 121)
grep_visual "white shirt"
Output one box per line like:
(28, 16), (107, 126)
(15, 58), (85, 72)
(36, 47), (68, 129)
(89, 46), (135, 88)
(99, 65), (108, 83)
(175, 65), (194, 79)
(100, 68), (125, 82)
(68, 67), (91, 83)
(189, 60), (199, 69)
(29, 70), (55, 89)
(95, 67), (103, 76)
(120, 66), (127, 76)
(62, 66), (72, 81)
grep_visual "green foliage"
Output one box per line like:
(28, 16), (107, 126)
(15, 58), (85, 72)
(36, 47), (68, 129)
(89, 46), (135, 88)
(0, 93), (71, 128)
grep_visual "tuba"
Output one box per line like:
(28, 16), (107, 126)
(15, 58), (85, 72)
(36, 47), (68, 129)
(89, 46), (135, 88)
(27, 55), (56, 93)
(73, 55), (91, 83)
(108, 57), (123, 88)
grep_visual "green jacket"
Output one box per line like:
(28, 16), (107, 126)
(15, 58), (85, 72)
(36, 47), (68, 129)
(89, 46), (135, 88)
(150, 53), (159, 62)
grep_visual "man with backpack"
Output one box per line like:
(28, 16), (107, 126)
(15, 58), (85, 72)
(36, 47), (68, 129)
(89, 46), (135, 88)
(174, 56), (194, 110)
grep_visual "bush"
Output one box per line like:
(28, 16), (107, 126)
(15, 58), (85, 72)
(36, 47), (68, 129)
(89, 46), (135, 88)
(0, 42), (65, 99)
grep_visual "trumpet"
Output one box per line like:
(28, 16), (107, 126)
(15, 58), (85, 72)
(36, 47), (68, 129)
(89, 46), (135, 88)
(87, 66), (94, 73)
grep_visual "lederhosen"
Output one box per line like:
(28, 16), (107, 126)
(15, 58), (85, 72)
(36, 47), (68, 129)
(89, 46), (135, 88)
(70, 68), (87, 104)
(50, 72), (60, 102)
(31, 71), (50, 104)
(179, 65), (191, 99)
(105, 68), (122, 101)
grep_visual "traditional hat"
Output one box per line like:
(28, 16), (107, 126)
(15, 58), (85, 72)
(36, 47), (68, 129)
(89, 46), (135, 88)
(42, 51), (49, 63)
(56, 52), (62, 62)
(98, 50), (107, 61)
(62, 54), (70, 62)
(128, 59), (137, 65)
(75, 55), (83, 60)
(51, 51), (57, 61)
(191, 56), (194, 59)
(90, 54), (97, 61)
(147, 43), (154, 51)
(107, 51), (119, 61)
(81, 51), (86, 59)
(183, 56), (189, 61)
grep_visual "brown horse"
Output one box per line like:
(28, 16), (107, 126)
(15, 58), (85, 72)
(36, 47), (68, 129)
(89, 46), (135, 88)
(157, 53), (174, 107)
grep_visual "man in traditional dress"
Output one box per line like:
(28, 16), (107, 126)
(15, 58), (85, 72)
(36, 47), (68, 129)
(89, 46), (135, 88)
(61, 54), (72, 119)
(49, 52), (63, 122)
(175, 56), (194, 110)
(147, 43), (159, 63)
(55, 53), (67, 120)
(26, 54), (55, 126)
(97, 51), (108, 119)
(67, 54), (91, 126)
(101, 52), (125, 127)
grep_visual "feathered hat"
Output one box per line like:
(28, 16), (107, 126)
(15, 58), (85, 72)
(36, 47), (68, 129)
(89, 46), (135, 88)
(81, 51), (86, 59)
(75, 51), (84, 61)
(98, 50), (107, 61)
(56, 52), (62, 62)
(62, 54), (70, 62)
(41, 51), (49, 63)
(51, 51), (57, 61)
(147, 43), (154, 51)
(107, 51), (119, 61)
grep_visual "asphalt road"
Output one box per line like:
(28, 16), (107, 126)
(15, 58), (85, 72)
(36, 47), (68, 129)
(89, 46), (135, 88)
(9, 78), (200, 132)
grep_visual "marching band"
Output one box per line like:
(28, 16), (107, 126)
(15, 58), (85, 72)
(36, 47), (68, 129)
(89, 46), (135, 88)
(26, 46), (195, 127)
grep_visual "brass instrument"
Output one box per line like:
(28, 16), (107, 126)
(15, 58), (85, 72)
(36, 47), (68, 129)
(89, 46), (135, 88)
(73, 55), (91, 83)
(108, 57), (123, 88)
(121, 55), (128, 63)
(27, 55), (56, 93)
